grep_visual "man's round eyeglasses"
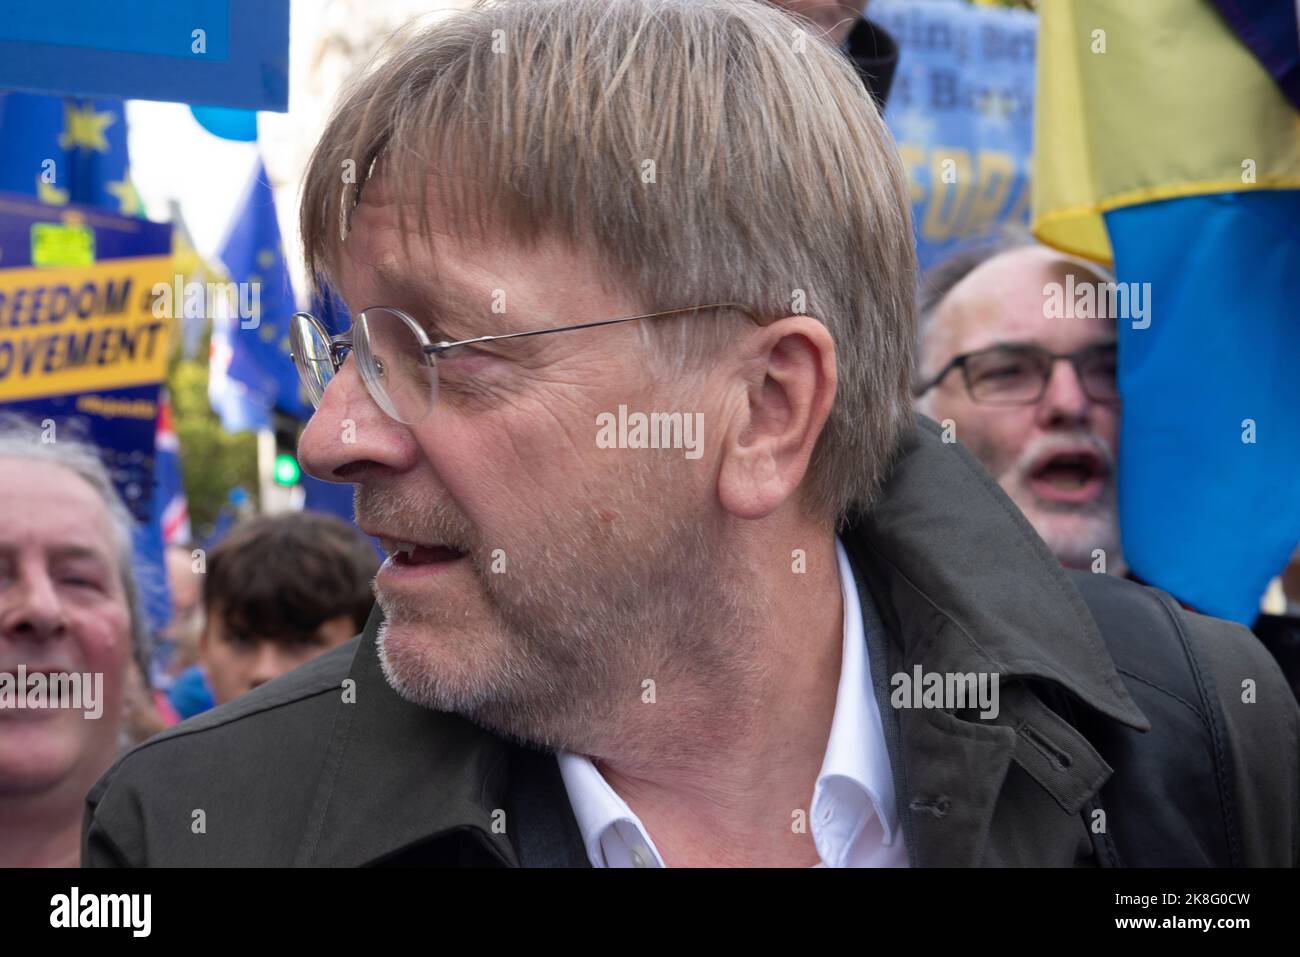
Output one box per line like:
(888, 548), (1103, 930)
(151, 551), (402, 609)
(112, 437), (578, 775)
(289, 302), (761, 424)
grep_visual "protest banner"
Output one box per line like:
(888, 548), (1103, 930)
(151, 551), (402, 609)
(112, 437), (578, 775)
(0, 192), (175, 632)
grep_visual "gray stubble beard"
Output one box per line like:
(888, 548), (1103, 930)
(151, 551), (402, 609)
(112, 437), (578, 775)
(369, 462), (769, 764)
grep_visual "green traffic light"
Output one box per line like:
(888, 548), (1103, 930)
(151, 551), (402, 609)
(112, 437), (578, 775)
(274, 453), (301, 486)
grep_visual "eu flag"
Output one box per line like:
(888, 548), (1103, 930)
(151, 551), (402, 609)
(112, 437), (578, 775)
(0, 91), (140, 214)
(209, 157), (310, 432)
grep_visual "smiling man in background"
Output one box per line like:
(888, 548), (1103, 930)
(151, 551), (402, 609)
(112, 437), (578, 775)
(0, 425), (141, 867)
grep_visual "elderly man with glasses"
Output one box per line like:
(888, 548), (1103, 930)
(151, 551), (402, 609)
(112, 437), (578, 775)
(85, 0), (1297, 869)
(914, 236), (1125, 576)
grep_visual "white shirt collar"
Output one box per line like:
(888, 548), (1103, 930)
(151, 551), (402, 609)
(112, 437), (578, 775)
(556, 537), (903, 867)
(557, 751), (668, 868)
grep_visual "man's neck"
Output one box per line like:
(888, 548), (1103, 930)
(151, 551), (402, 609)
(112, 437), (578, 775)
(595, 532), (845, 867)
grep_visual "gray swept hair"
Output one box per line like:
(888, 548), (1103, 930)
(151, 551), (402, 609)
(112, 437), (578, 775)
(300, 0), (917, 521)
(0, 415), (151, 677)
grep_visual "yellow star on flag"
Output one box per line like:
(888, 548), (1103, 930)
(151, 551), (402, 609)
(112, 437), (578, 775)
(58, 102), (116, 153)
(106, 178), (144, 216)
(37, 176), (69, 206)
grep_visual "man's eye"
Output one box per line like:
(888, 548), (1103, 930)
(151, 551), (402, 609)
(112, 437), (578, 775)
(978, 361), (1033, 380)
(61, 576), (101, 590)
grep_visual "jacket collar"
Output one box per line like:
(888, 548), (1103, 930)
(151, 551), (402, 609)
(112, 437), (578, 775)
(846, 416), (1147, 728)
(294, 612), (523, 867)
(842, 416), (1148, 865)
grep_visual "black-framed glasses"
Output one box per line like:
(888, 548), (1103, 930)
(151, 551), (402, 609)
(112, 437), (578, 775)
(912, 341), (1119, 406)
(289, 302), (761, 424)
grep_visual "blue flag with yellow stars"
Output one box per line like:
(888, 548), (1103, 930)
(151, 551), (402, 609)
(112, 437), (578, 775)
(0, 91), (141, 214)
(209, 156), (310, 432)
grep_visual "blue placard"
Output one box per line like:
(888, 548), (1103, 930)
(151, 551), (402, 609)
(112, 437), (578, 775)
(871, 0), (1037, 271)
(0, 1), (230, 59)
(0, 193), (176, 637)
(0, 0), (288, 112)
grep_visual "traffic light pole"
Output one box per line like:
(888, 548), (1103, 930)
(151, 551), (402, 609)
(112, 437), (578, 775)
(257, 425), (303, 513)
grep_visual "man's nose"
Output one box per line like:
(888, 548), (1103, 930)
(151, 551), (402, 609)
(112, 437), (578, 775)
(298, 355), (420, 482)
(0, 568), (68, 642)
(1036, 358), (1092, 428)
(247, 643), (294, 691)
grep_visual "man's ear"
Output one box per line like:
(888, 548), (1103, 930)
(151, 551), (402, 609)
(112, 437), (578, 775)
(717, 315), (837, 519)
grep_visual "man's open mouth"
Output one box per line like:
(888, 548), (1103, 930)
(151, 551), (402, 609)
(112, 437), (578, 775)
(1027, 449), (1108, 503)
(379, 538), (468, 566)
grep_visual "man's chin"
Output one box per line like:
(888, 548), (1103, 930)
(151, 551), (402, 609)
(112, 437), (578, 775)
(1022, 506), (1121, 570)
(374, 614), (578, 751)
(0, 730), (87, 797)
(373, 612), (516, 716)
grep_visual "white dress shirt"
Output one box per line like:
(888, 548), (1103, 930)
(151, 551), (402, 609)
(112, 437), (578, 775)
(556, 537), (907, 867)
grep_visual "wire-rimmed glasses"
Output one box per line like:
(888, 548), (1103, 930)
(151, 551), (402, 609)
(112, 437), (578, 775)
(289, 302), (760, 424)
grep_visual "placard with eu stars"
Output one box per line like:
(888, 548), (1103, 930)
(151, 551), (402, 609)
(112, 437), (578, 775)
(0, 191), (176, 633)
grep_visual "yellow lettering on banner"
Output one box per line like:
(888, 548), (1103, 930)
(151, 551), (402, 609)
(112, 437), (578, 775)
(965, 151), (1014, 234)
(923, 148), (972, 241)
(896, 144), (1028, 243)
(0, 256), (173, 402)
(1003, 179), (1032, 227)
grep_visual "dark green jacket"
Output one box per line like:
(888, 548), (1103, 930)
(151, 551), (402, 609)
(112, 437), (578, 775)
(84, 418), (1299, 866)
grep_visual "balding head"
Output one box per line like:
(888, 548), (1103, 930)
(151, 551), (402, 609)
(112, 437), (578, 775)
(914, 243), (1124, 572)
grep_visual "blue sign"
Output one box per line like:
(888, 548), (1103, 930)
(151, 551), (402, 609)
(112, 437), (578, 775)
(0, 0), (288, 112)
(870, 0), (1037, 271)
(0, 193), (175, 636)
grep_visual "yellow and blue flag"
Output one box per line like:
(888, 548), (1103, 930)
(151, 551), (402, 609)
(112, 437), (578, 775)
(1211, 0), (1300, 113)
(1034, 0), (1300, 623)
